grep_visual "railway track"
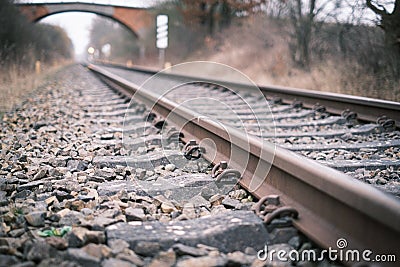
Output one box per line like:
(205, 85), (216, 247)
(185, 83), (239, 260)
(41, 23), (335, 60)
(0, 63), (399, 266)
(87, 62), (400, 265)
(93, 62), (400, 196)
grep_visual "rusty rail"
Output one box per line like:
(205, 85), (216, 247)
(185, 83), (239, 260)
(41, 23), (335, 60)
(94, 61), (400, 127)
(88, 63), (400, 265)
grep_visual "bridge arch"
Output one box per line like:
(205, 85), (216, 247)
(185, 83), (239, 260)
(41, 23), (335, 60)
(17, 3), (153, 39)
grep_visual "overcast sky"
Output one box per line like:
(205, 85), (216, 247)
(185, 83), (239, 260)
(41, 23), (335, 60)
(41, 12), (96, 57)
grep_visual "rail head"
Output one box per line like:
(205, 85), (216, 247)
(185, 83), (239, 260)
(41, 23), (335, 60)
(88, 63), (400, 265)
(93, 61), (400, 127)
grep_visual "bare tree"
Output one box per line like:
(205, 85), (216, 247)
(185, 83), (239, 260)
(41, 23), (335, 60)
(366, 0), (400, 54)
(178, 0), (266, 36)
(288, 0), (317, 69)
(264, 0), (290, 18)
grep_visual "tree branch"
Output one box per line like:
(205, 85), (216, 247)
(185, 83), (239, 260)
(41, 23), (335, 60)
(393, 0), (400, 15)
(365, 0), (388, 16)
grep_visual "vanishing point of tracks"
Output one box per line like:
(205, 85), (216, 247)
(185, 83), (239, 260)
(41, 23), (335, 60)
(0, 63), (399, 266)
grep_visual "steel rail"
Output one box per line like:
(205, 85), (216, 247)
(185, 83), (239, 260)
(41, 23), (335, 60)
(94, 62), (400, 127)
(88, 64), (400, 265)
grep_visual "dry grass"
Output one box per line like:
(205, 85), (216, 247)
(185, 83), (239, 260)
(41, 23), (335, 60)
(0, 60), (72, 115)
(160, 15), (399, 102)
(165, 16), (347, 93)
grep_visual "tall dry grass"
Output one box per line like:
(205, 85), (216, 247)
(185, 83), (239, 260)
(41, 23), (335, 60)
(338, 63), (400, 102)
(0, 59), (72, 116)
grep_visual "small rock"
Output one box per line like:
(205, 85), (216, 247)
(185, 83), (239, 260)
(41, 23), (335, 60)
(229, 189), (247, 200)
(199, 207), (211, 217)
(66, 227), (89, 248)
(8, 228), (25, 238)
(12, 261), (36, 267)
(164, 164), (176, 172)
(36, 192), (54, 202)
(188, 195), (211, 208)
(26, 241), (54, 263)
(268, 227), (298, 244)
(54, 190), (73, 201)
(210, 205), (228, 215)
(125, 207), (146, 221)
(182, 203), (196, 219)
(102, 258), (133, 267)
(17, 180), (44, 191)
(148, 250), (176, 267)
(235, 202), (254, 211)
(288, 236), (301, 249)
(78, 194), (95, 202)
(66, 200), (85, 211)
(341, 133), (353, 141)
(84, 216), (123, 231)
(101, 209), (121, 219)
(66, 248), (101, 267)
(226, 251), (255, 266)
(95, 168), (115, 181)
(170, 211), (181, 219)
(48, 213), (61, 222)
(101, 133), (114, 140)
(108, 239), (130, 255)
(244, 247), (257, 255)
(89, 176), (106, 183)
(81, 208), (93, 216)
(86, 230), (106, 244)
(133, 241), (160, 257)
(14, 190), (32, 199)
(145, 203), (157, 214)
(116, 251), (144, 266)
(67, 227), (105, 247)
(0, 192), (8, 207)
(0, 255), (19, 266)
(59, 210), (84, 226)
(45, 196), (58, 205)
(209, 194), (224, 206)
(67, 160), (88, 171)
(35, 201), (48, 212)
(172, 244), (207, 257)
(24, 211), (46, 227)
(82, 243), (112, 259)
(32, 169), (47, 181)
(36, 258), (79, 267)
(46, 236), (68, 250)
(222, 197), (241, 209)
(3, 211), (15, 223)
(377, 178), (388, 185)
(176, 256), (227, 267)
(161, 202), (176, 213)
(0, 245), (14, 255)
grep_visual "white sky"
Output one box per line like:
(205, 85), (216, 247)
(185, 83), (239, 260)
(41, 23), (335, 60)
(40, 12), (96, 57)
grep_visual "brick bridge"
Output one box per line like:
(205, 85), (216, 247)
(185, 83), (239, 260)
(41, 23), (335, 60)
(16, 2), (153, 38)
